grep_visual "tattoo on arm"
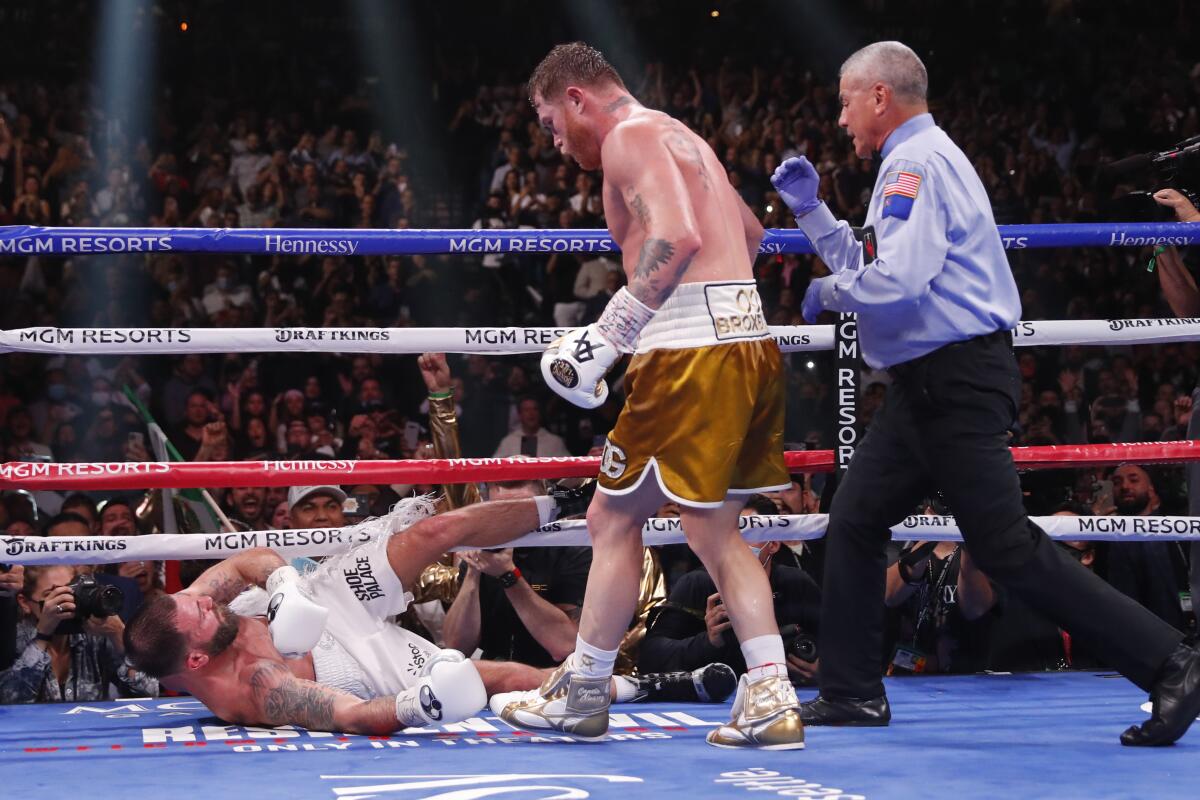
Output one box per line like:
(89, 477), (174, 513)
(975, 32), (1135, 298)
(189, 550), (283, 603)
(250, 661), (337, 730)
(188, 571), (244, 605)
(634, 238), (675, 283)
(630, 238), (695, 307)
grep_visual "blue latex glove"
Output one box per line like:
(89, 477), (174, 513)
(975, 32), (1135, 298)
(802, 276), (833, 323)
(770, 156), (821, 217)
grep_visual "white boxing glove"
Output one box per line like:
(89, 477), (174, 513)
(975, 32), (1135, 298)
(394, 649), (486, 728)
(541, 323), (619, 409)
(265, 565), (329, 657)
(541, 287), (655, 409)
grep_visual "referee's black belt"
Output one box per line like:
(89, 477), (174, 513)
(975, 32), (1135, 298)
(886, 328), (1013, 382)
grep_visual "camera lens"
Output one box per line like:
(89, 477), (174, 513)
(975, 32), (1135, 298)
(95, 585), (124, 616)
(69, 574), (124, 619)
(790, 634), (818, 663)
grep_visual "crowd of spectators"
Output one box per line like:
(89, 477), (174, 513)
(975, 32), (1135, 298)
(0, 0), (1198, 702)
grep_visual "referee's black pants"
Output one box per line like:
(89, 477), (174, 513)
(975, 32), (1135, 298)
(819, 330), (1184, 699)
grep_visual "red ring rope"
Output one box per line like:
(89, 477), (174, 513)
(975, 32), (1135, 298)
(2, 440), (1198, 491)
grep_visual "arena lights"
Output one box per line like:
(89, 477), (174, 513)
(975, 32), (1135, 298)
(180, 21), (189, 32)
(711, 10), (720, 18)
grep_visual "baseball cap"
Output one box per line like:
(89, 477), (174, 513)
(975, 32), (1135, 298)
(287, 485), (348, 512)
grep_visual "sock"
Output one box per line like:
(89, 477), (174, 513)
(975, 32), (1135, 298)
(612, 674), (638, 702)
(533, 495), (557, 527)
(741, 634), (787, 680)
(571, 635), (618, 678)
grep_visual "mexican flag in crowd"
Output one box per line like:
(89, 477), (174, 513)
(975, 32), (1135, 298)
(122, 386), (225, 535)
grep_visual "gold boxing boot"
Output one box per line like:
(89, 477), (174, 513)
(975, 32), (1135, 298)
(489, 659), (611, 741)
(706, 673), (805, 750)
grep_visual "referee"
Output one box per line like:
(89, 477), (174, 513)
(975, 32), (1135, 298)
(772, 41), (1200, 746)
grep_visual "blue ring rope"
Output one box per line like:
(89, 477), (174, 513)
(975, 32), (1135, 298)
(0, 222), (1195, 257)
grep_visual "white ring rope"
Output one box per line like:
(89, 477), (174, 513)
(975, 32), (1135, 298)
(5, 513), (1199, 567)
(3, 318), (1200, 356)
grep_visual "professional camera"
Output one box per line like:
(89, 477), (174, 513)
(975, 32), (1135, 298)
(56, 573), (123, 635)
(1098, 135), (1200, 222)
(779, 623), (818, 663)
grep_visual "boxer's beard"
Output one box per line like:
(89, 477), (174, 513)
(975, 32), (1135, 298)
(564, 115), (599, 170)
(204, 603), (240, 657)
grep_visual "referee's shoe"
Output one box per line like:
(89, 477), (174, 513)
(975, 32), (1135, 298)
(1121, 642), (1200, 747)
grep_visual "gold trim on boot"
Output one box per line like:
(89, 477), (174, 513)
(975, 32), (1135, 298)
(494, 662), (611, 741)
(706, 674), (805, 750)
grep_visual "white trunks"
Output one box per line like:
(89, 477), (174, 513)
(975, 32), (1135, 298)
(304, 534), (440, 698)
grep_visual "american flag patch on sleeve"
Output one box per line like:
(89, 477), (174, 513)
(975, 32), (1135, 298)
(881, 169), (922, 220)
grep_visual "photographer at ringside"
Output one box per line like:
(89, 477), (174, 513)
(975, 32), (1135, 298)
(638, 495), (823, 685)
(0, 564), (158, 703)
(884, 536), (998, 675)
(1152, 187), (1200, 610)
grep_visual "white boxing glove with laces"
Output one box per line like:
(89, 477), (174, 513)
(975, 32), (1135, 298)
(541, 287), (655, 409)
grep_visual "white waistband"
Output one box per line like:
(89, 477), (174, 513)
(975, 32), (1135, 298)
(635, 281), (770, 353)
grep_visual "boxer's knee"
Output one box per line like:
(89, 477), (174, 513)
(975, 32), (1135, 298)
(585, 497), (643, 546)
(682, 524), (741, 566)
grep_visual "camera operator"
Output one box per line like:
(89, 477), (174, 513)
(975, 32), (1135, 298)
(1152, 187), (1200, 612)
(0, 565), (158, 702)
(884, 499), (998, 675)
(45, 512), (143, 621)
(639, 495), (822, 685)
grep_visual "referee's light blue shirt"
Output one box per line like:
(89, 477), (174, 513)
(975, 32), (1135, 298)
(796, 113), (1021, 369)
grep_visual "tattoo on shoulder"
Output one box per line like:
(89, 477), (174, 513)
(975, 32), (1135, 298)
(665, 130), (712, 191)
(605, 95), (635, 114)
(249, 662), (336, 730)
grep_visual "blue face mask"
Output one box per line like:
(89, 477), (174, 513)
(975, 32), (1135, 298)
(47, 384), (67, 401)
(749, 544), (764, 558)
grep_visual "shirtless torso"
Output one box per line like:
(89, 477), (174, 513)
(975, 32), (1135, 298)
(599, 106), (761, 300)
(141, 495), (559, 733)
(154, 557), (401, 735)
(168, 616), (313, 724)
